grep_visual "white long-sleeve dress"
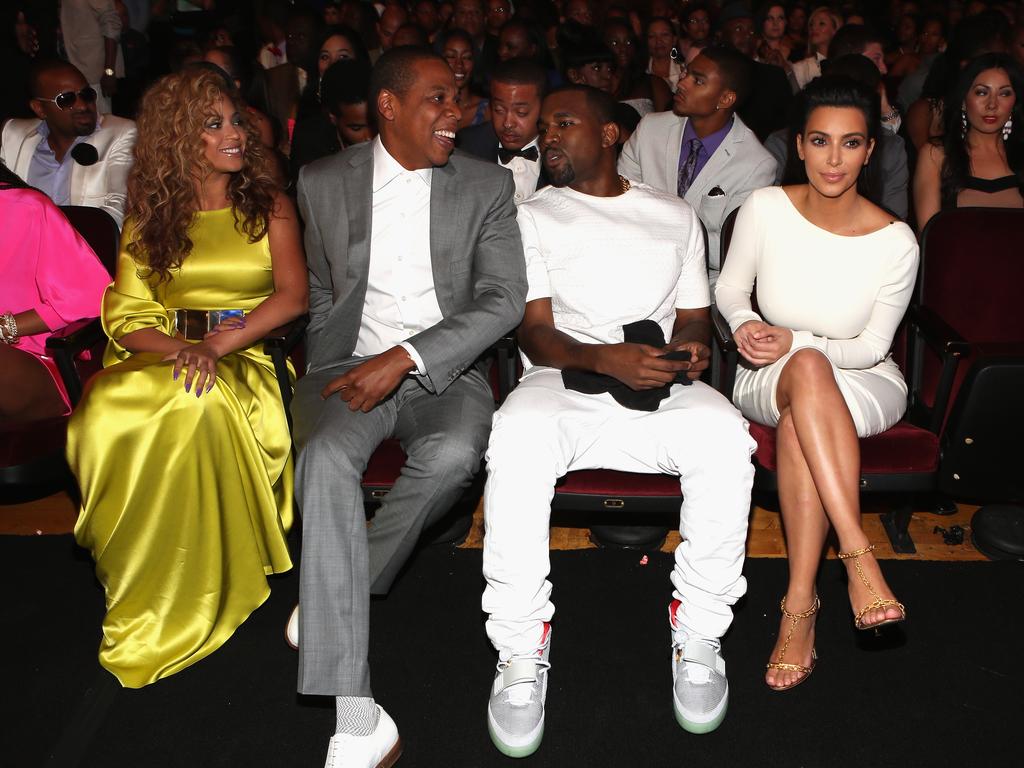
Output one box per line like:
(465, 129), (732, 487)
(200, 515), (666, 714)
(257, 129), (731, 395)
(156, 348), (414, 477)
(714, 186), (919, 437)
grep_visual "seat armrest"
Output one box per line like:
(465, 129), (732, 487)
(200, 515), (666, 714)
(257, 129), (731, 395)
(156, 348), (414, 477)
(44, 317), (105, 407)
(908, 305), (970, 357)
(710, 305), (738, 398)
(491, 332), (519, 404)
(262, 315), (309, 356)
(711, 306), (736, 353)
(44, 317), (105, 354)
(263, 316), (308, 432)
(906, 305), (970, 434)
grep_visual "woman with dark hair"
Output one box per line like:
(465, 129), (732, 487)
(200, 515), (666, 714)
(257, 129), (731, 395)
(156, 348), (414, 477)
(604, 17), (672, 113)
(904, 11), (1007, 150)
(716, 75), (916, 691)
(769, 54), (909, 218)
(757, 2), (793, 69)
(0, 165), (110, 422)
(439, 27), (491, 129)
(913, 52), (1023, 229)
(67, 68), (308, 688)
(290, 24), (371, 177)
(646, 15), (683, 92)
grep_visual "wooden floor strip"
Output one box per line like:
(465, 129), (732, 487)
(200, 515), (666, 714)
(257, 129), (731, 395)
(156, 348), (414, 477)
(3, 490), (988, 561)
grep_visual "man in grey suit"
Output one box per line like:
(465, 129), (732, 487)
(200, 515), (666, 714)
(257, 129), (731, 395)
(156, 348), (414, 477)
(618, 46), (776, 286)
(293, 47), (527, 768)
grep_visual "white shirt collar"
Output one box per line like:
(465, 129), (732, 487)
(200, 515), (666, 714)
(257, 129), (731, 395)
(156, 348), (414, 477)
(372, 136), (433, 193)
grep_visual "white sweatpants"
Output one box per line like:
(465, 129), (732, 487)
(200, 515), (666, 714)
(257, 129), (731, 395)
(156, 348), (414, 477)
(482, 368), (756, 655)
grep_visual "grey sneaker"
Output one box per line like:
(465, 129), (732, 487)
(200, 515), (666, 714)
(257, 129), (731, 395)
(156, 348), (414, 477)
(669, 600), (728, 734)
(487, 623), (551, 758)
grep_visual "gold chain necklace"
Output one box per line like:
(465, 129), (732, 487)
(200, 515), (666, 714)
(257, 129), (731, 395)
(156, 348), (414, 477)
(619, 175), (631, 193)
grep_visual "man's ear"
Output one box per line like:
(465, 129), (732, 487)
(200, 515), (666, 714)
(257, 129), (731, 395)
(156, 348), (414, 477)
(601, 119), (620, 148)
(566, 68), (583, 85)
(29, 98), (46, 121)
(718, 88), (737, 111)
(377, 89), (398, 124)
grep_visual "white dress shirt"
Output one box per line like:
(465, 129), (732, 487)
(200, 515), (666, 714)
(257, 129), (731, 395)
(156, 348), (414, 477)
(498, 137), (542, 204)
(354, 138), (444, 373)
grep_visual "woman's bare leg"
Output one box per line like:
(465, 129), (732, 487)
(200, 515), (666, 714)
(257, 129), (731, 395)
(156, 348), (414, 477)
(0, 345), (66, 423)
(767, 407), (827, 688)
(775, 349), (903, 627)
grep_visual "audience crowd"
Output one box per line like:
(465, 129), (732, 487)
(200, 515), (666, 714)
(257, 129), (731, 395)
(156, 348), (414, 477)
(2, 1), (1022, 767)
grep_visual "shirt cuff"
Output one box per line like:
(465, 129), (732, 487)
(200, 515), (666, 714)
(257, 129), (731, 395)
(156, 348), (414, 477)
(726, 310), (761, 333)
(399, 341), (427, 376)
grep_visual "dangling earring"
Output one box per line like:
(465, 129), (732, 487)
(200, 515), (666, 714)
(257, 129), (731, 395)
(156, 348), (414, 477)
(961, 108), (968, 139)
(1004, 117), (1014, 140)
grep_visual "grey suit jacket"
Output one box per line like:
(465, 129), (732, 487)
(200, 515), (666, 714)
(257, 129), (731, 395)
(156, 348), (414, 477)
(618, 112), (776, 277)
(296, 142), (527, 395)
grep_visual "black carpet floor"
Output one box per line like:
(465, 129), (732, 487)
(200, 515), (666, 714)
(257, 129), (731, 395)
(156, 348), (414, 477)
(6, 533), (1023, 768)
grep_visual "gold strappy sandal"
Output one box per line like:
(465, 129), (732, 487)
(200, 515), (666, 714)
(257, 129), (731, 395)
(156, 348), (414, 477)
(765, 595), (820, 691)
(837, 544), (907, 631)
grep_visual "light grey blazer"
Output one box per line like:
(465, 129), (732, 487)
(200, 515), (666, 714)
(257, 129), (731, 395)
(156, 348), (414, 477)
(618, 112), (777, 277)
(296, 142), (527, 395)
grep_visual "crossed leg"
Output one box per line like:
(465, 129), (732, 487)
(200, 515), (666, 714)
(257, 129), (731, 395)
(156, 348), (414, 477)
(766, 349), (904, 689)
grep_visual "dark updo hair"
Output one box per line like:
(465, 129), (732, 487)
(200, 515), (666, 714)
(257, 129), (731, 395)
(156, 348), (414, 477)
(782, 74), (880, 199)
(938, 52), (1024, 209)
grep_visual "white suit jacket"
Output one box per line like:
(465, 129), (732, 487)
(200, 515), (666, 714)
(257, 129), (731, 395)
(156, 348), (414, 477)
(618, 112), (777, 279)
(0, 114), (136, 228)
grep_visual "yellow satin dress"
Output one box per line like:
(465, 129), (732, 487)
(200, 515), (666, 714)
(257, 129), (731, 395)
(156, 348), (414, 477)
(67, 207), (294, 688)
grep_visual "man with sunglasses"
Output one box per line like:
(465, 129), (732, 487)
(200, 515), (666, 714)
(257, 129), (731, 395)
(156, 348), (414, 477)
(1, 60), (135, 227)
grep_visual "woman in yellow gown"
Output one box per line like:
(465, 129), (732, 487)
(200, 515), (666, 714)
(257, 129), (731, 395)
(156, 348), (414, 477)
(67, 67), (308, 688)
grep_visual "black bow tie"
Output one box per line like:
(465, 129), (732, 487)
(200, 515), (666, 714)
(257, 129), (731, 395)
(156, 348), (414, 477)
(498, 145), (539, 164)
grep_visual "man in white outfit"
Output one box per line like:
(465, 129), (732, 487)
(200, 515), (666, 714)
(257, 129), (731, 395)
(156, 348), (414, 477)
(1, 60), (135, 227)
(481, 84), (755, 758)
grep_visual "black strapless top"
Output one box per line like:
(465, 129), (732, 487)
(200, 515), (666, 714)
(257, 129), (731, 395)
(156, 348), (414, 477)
(961, 175), (1020, 193)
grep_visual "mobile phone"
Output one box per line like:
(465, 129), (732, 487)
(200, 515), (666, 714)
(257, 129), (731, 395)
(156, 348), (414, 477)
(209, 309), (244, 328)
(659, 350), (692, 362)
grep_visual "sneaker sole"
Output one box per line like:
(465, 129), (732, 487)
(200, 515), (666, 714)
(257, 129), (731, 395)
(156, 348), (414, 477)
(487, 714), (544, 758)
(673, 693), (728, 734)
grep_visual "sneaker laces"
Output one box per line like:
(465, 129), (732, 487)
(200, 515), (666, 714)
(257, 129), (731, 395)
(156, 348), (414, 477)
(496, 650), (550, 707)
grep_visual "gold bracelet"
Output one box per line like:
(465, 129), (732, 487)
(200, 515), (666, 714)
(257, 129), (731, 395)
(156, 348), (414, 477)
(0, 311), (18, 345)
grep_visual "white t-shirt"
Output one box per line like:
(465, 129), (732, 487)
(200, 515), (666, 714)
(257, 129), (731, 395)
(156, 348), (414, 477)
(517, 182), (709, 370)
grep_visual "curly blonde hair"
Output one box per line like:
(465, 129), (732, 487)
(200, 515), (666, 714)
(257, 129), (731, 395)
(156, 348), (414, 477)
(126, 67), (278, 283)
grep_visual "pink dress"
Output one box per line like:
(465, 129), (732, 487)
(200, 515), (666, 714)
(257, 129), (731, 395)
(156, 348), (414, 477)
(0, 187), (112, 410)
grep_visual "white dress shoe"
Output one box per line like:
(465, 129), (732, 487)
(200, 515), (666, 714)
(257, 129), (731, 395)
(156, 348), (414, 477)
(324, 706), (402, 768)
(285, 604), (299, 650)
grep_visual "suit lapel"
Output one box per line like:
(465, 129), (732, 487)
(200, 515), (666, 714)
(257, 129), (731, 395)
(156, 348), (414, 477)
(345, 150), (373, 285)
(665, 116), (685, 192)
(685, 119), (740, 204)
(15, 126), (43, 180)
(429, 161), (459, 317)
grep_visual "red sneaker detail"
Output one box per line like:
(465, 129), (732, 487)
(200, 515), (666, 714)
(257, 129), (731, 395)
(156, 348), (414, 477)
(668, 600), (682, 628)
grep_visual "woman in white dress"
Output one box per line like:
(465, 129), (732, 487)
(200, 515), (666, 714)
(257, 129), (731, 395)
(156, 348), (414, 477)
(716, 76), (916, 692)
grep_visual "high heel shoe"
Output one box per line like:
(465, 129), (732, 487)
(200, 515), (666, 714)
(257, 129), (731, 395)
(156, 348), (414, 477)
(765, 595), (819, 691)
(837, 544), (906, 631)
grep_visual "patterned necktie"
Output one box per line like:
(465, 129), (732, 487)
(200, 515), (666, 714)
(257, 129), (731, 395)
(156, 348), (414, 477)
(677, 138), (703, 198)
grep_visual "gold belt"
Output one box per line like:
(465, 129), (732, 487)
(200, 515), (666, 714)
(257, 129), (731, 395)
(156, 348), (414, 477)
(172, 309), (244, 341)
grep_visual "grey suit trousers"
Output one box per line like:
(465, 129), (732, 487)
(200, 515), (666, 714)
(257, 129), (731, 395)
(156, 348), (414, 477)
(291, 359), (494, 697)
